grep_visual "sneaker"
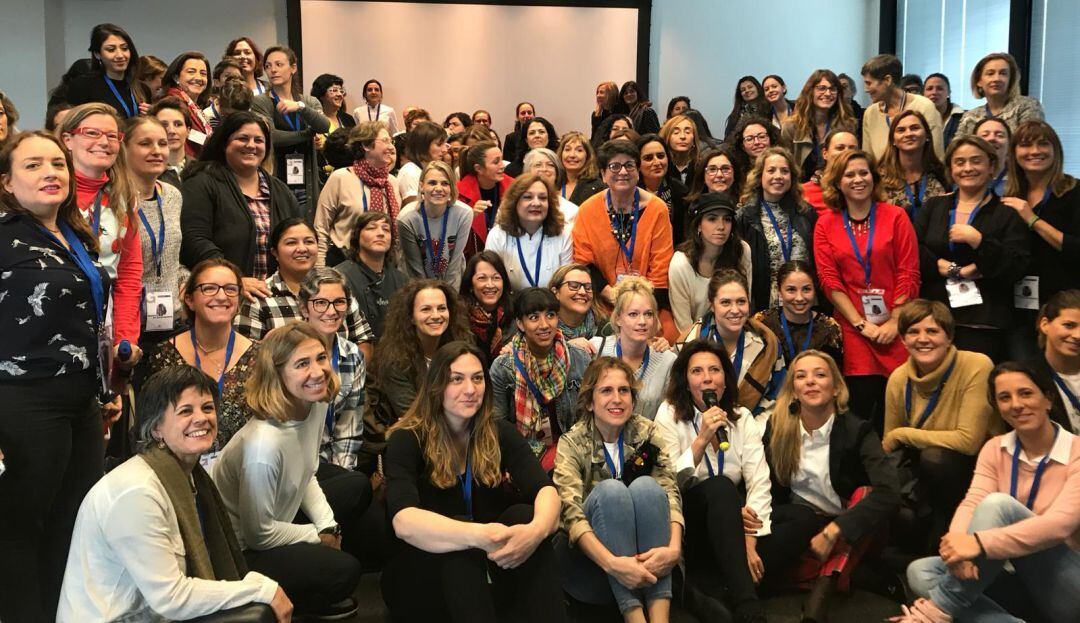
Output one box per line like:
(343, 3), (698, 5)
(304, 597), (359, 621)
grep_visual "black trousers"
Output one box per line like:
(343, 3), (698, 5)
(243, 543), (360, 612)
(313, 462), (374, 564)
(683, 476), (760, 612)
(755, 503), (826, 592)
(0, 371), (103, 623)
(954, 325), (1007, 364)
(380, 503), (568, 623)
(895, 446), (977, 554)
(846, 374), (888, 439)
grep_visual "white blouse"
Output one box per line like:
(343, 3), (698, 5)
(485, 225), (574, 292)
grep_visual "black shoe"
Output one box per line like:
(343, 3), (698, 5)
(800, 575), (835, 623)
(303, 597), (359, 621)
(684, 579), (734, 623)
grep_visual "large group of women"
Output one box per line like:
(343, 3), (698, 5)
(0, 20), (1078, 623)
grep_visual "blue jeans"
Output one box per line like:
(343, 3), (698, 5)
(907, 493), (1080, 622)
(558, 477), (673, 613)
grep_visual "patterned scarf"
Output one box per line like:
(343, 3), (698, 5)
(468, 302), (505, 360)
(559, 309), (597, 340)
(352, 158), (401, 231)
(511, 331), (569, 447)
(167, 87), (211, 159)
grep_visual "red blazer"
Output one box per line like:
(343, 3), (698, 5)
(458, 173), (514, 258)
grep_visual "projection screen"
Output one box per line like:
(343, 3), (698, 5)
(294, 0), (643, 141)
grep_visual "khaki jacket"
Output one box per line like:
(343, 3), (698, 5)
(677, 316), (780, 413)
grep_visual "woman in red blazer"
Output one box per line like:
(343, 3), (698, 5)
(457, 140), (513, 258)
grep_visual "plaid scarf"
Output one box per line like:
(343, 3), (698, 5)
(469, 302), (505, 360)
(352, 158), (401, 233)
(559, 309), (597, 340)
(511, 331), (569, 447)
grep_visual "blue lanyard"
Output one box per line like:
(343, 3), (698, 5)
(691, 417), (724, 477)
(36, 221), (105, 324)
(761, 200), (793, 261)
(359, 180), (369, 212)
(948, 191), (990, 252)
(843, 202), (877, 286)
(515, 232), (544, 287)
(903, 176), (927, 220)
(137, 187), (166, 277)
(419, 202), (449, 278)
(561, 184), (567, 199)
(270, 91), (301, 131)
(481, 186), (500, 229)
(1051, 372), (1080, 416)
(779, 311), (813, 361)
(90, 189), (105, 238)
(513, 348), (550, 407)
(615, 340), (650, 379)
(606, 189), (641, 266)
(732, 329), (746, 381)
(883, 92), (906, 129)
(990, 171), (1006, 197)
(601, 429), (625, 479)
(905, 359), (957, 429)
(811, 117), (832, 161)
(103, 76), (138, 118)
(191, 328), (237, 398)
(459, 439), (474, 520)
(325, 339), (340, 437)
(1010, 425), (1060, 510)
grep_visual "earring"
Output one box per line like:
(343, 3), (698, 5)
(156, 438), (166, 449)
(789, 399), (802, 415)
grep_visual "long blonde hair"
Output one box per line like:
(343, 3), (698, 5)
(56, 103), (139, 228)
(768, 350), (849, 485)
(246, 322), (341, 423)
(388, 341), (501, 489)
(611, 276), (658, 337)
(740, 146), (807, 210)
(788, 69), (856, 142)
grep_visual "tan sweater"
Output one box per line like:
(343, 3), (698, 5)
(883, 347), (1001, 455)
(313, 167), (401, 266)
(861, 92), (944, 161)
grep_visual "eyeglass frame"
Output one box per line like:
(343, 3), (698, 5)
(308, 297), (349, 313)
(69, 126), (124, 143)
(193, 283), (241, 297)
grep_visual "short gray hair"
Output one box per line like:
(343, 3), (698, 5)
(134, 365), (221, 454)
(298, 267), (352, 309)
(523, 147), (565, 186)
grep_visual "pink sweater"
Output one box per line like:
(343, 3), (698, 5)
(952, 429), (1080, 559)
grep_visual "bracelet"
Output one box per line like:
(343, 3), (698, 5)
(1027, 215), (1041, 230)
(854, 321), (866, 333)
(973, 532), (986, 558)
(947, 262), (962, 280)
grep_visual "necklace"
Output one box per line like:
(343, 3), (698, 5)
(196, 339), (226, 355)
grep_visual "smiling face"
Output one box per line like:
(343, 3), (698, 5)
(224, 123), (266, 174)
(470, 261), (503, 310)
(525, 121), (549, 149)
(421, 167), (452, 207)
(125, 123), (169, 180)
(812, 77), (839, 110)
(923, 75), (950, 109)
(862, 74), (891, 103)
(232, 40), (257, 74)
(304, 282), (347, 337)
(668, 119), (695, 154)
(779, 270), (815, 317)
(1015, 134), (1054, 176)
(154, 108), (189, 156)
(1041, 308), (1080, 360)
(476, 147), (503, 186)
(601, 153), (639, 193)
(282, 338), (332, 404)
(263, 51), (295, 89)
(443, 353), (486, 423)
(738, 80), (759, 102)
(517, 104), (535, 124)
(590, 367), (634, 429)
(560, 140), (587, 175)
(703, 154), (735, 193)
(272, 223), (316, 277)
(615, 293), (656, 343)
(760, 154), (792, 201)
(516, 180), (549, 232)
(839, 156), (874, 204)
(154, 386), (217, 464)
(742, 124), (771, 159)
(697, 211), (733, 249)
(791, 355), (838, 412)
(528, 154), (557, 185)
(994, 371), (1052, 434)
(763, 77), (786, 104)
(822, 131), (858, 164)
(517, 307), (558, 351)
(902, 315), (952, 373)
(892, 115), (927, 153)
(62, 113), (120, 175)
(687, 351), (726, 411)
(98, 34), (131, 77)
(185, 265), (241, 324)
(949, 144), (993, 192)
(977, 121), (1009, 163)
(554, 269), (593, 315)
(978, 59), (1011, 99)
(357, 217), (392, 257)
(365, 128), (392, 165)
(413, 288), (449, 339)
(178, 58), (208, 98)
(639, 141), (668, 185)
(1, 136), (70, 216)
(711, 282), (749, 337)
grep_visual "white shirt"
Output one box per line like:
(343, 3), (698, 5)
(590, 336), (677, 421)
(790, 414), (844, 516)
(352, 102), (398, 135)
(211, 403), (337, 550)
(57, 457), (278, 622)
(603, 441), (623, 478)
(654, 401), (773, 535)
(999, 425), (1074, 467)
(396, 161), (422, 202)
(1054, 369), (1080, 433)
(485, 225), (574, 292)
(558, 198), (580, 231)
(734, 328), (765, 385)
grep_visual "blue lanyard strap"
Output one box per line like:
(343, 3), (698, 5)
(779, 312), (814, 361)
(515, 232), (544, 288)
(732, 329), (746, 381)
(459, 437), (474, 520)
(601, 429), (625, 479)
(1010, 425), (1060, 510)
(691, 417), (724, 477)
(1051, 372), (1080, 414)
(513, 348), (550, 406)
(761, 200), (793, 261)
(615, 340), (650, 379)
(606, 189), (641, 266)
(326, 339), (340, 437)
(948, 191), (991, 251)
(191, 328), (237, 398)
(104, 76), (138, 118)
(270, 91), (301, 131)
(419, 202), (449, 278)
(37, 221), (105, 324)
(903, 176), (927, 219)
(91, 189), (105, 238)
(905, 359), (957, 429)
(842, 202), (876, 286)
(137, 188), (166, 278)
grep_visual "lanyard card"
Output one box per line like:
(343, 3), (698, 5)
(946, 278), (983, 308)
(199, 450), (221, 471)
(188, 129), (207, 145)
(98, 298), (115, 394)
(858, 287), (890, 324)
(615, 268), (640, 284)
(286, 154), (305, 185)
(1014, 276), (1039, 310)
(144, 289), (175, 332)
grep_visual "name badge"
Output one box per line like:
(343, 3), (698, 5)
(858, 288), (890, 324)
(188, 129), (208, 145)
(144, 289), (175, 332)
(98, 298), (115, 394)
(615, 269), (640, 284)
(946, 278), (983, 308)
(286, 154), (305, 185)
(199, 450), (221, 471)
(1014, 276), (1039, 310)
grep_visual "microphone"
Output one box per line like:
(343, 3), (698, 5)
(117, 340), (133, 362)
(702, 389), (730, 451)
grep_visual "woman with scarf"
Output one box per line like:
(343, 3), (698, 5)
(460, 251), (515, 368)
(490, 288), (592, 471)
(57, 366), (291, 622)
(549, 263), (608, 354)
(315, 120), (400, 267)
(162, 51), (213, 160)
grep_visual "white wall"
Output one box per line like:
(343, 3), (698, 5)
(649, 0), (879, 136)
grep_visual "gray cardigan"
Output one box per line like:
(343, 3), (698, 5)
(251, 93), (330, 213)
(490, 343), (592, 439)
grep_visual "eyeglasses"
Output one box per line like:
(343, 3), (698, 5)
(606, 161), (638, 173)
(562, 280), (593, 293)
(531, 161), (556, 171)
(195, 283), (241, 297)
(309, 297), (349, 313)
(325, 87), (346, 96)
(743, 133), (770, 145)
(71, 127), (124, 143)
(814, 85), (839, 94)
(704, 165), (734, 176)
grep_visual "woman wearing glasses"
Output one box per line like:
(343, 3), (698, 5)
(781, 70), (858, 184)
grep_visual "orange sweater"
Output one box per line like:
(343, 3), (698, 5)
(572, 191), (673, 290)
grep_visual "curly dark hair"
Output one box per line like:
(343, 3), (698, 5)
(372, 279), (472, 382)
(664, 339), (739, 422)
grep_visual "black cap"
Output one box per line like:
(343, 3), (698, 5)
(688, 191), (737, 223)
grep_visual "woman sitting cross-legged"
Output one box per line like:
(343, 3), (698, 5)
(57, 365), (292, 622)
(211, 322), (362, 620)
(381, 341), (567, 623)
(553, 357), (684, 623)
(899, 361), (1080, 623)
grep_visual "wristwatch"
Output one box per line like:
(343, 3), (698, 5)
(854, 321), (867, 333)
(296, 100), (306, 110)
(947, 262), (962, 280)
(319, 524), (341, 537)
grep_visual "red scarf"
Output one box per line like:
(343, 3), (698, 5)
(351, 159), (401, 232)
(167, 87), (211, 159)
